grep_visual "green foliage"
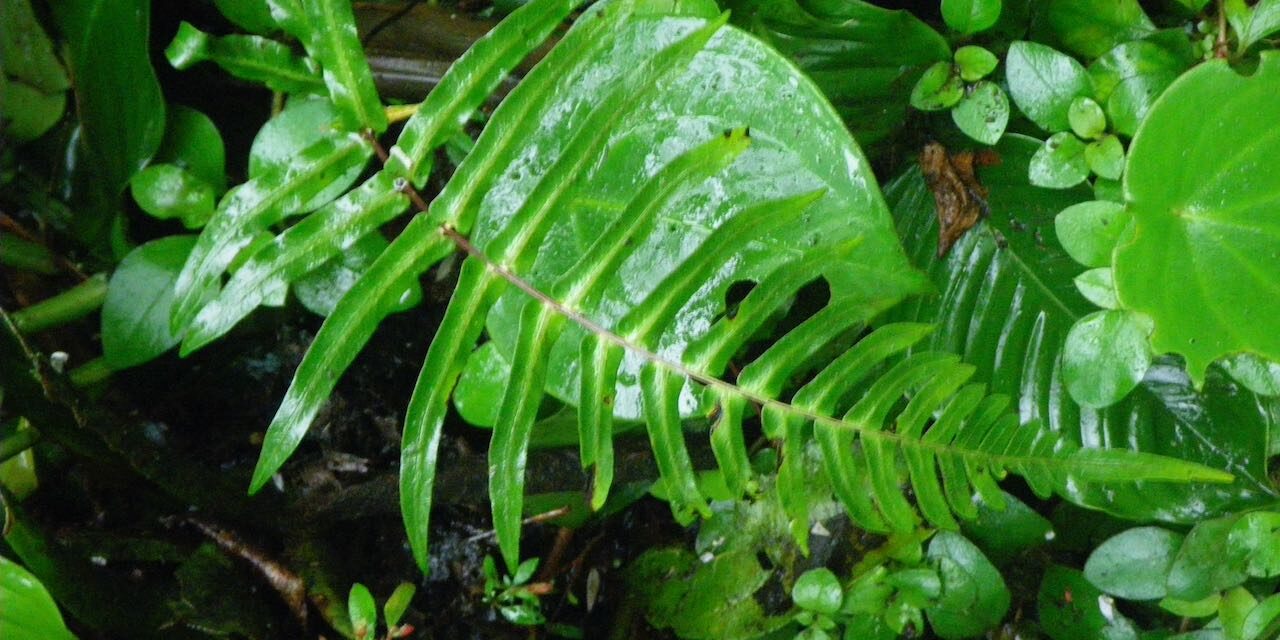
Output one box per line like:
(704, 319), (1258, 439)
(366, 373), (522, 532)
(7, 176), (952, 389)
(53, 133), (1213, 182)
(483, 556), (547, 626)
(0, 555), (76, 640)
(9, 0), (1280, 637)
(1112, 54), (1280, 387)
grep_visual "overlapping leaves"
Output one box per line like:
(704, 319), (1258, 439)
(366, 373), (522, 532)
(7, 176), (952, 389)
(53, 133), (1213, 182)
(167, 0), (1238, 576)
(886, 136), (1278, 522)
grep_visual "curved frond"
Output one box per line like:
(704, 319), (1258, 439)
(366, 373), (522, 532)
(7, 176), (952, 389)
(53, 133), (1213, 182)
(219, 0), (1237, 576)
(885, 135), (1279, 522)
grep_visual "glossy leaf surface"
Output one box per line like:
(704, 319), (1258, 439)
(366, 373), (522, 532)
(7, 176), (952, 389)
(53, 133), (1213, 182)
(726, 0), (950, 145)
(297, 0), (387, 133)
(951, 81), (1009, 145)
(0, 556), (76, 640)
(1114, 54), (1280, 385)
(1006, 41), (1093, 133)
(925, 531), (1009, 639)
(166, 22), (325, 95)
(1084, 526), (1183, 600)
(1087, 38), (1193, 137)
(941, 0), (1001, 35)
(53, 0), (165, 194)
(886, 135), (1278, 523)
(154, 106), (227, 192)
(1030, 132), (1088, 188)
(1063, 309), (1152, 408)
(1042, 0), (1155, 58)
(103, 236), (201, 369)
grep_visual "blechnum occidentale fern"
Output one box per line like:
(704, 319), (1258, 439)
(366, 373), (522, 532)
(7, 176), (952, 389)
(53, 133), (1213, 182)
(168, 0), (1232, 573)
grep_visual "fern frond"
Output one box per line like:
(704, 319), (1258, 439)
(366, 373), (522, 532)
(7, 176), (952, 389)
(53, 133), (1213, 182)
(220, 0), (1235, 577)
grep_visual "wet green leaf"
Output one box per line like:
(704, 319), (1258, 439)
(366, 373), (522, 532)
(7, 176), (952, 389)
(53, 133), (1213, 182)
(53, 0), (165, 194)
(1221, 587), (1258, 640)
(249, 96), (364, 201)
(130, 164), (216, 228)
(1243, 593), (1280, 640)
(886, 135), (1278, 523)
(1055, 200), (1130, 268)
(925, 531), (1009, 639)
(1030, 132), (1089, 188)
(1228, 511), (1280, 577)
(941, 0), (1001, 35)
(0, 555), (76, 640)
(911, 61), (965, 112)
(1088, 38), (1193, 137)
(1084, 135), (1124, 180)
(1113, 54), (1280, 385)
(1160, 594), (1221, 618)
(348, 583), (377, 639)
(1068, 96), (1106, 140)
(297, 0), (387, 132)
(794, 568), (843, 615)
(629, 547), (785, 639)
(951, 81), (1009, 145)
(955, 46), (998, 82)
(1074, 268), (1118, 309)
(1064, 309), (1153, 408)
(727, 0), (949, 146)
(102, 236), (201, 369)
(1226, 0), (1280, 53)
(166, 21), (325, 95)
(1167, 514), (1250, 601)
(153, 106), (227, 193)
(1084, 526), (1183, 600)
(1221, 354), (1280, 396)
(1042, 0), (1155, 58)
(0, 82), (66, 142)
(1006, 40), (1093, 132)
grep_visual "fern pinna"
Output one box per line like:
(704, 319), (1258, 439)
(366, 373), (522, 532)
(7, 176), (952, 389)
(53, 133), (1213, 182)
(169, 0), (1230, 573)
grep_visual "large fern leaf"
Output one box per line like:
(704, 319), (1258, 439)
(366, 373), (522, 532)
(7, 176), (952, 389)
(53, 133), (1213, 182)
(223, 0), (1234, 575)
(885, 136), (1279, 522)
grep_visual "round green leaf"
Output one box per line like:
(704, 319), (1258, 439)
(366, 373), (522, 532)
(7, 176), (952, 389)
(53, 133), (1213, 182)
(941, 0), (1002, 35)
(102, 235), (200, 369)
(1074, 268), (1119, 309)
(1043, 0), (1156, 58)
(1113, 54), (1280, 386)
(924, 532), (1009, 640)
(154, 105), (226, 192)
(954, 45), (998, 82)
(951, 81), (1009, 145)
(0, 555), (76, 640)
(1160, 594), (1221, 618)
(0, 82), (66, 142)
(1029, 132), (1089, 188)
(1068, 96), (1106, 139)
(1055, 200), (1130, 268)
(910, 61), (964, 111)
(1221, 353), (1280, 396)
(1228, 512), (1280, 578)
(1084, 135), (1124, 180)
(792, 568), (843, 615)
(1063, 309), (1152, 408)
(1084, 526), (1184, 600)
(130, 164), (216, 228)
(1006, 41), (1093, 132)
(1093, 176), (1122, 202)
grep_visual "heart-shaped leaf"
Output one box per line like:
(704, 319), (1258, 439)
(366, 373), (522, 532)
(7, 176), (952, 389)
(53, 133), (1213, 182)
(1113, 54), (1280, 385)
